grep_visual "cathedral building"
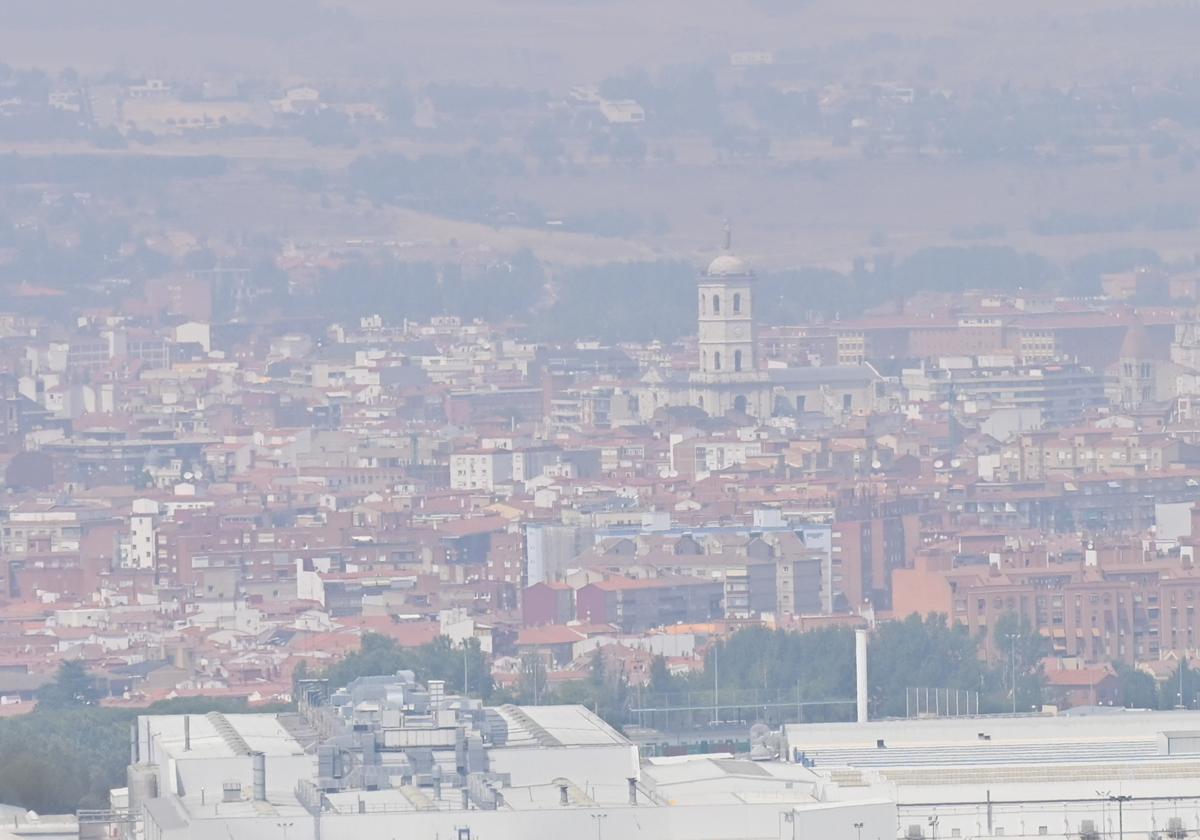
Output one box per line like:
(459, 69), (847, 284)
(636, 231), (888, 421)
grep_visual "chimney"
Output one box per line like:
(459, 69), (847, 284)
(184, 716), (191, 751)
(627, 778), (638, 806)
(429, 680), (446, 708)
(251, 752), (266, 802)
(855, 627), (869, 724)
(130, 721), (139, 764)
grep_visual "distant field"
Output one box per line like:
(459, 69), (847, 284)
(8, 130), (1200, 272)
(3, 0), (1200, 273)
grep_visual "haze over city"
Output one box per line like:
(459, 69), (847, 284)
(5, 2), (1200, 840)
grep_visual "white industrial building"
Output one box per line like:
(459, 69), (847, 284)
(116, 673), (893, 840)
(109, 668), (1200, 840)
(785, 709), (1200, 839)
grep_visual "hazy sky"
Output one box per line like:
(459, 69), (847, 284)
(2, 0), (1196, 89)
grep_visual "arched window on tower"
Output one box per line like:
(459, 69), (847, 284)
(733, 293), (741, 313)
(734, 350), (743, 372)
(702, 351), (708, 370)
(714, 352), (722, 371)
(712, 295), (721, 314)
(700, 294), (706, 315)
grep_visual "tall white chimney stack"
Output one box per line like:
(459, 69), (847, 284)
(855, 627), (869, 724)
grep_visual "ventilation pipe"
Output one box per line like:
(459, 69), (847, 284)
(251, 752), (266, 801)
(855, 627), (869, 724)
(184, 716), (191, 752)
(627, 778), (638, 806)
(130, 721), (139, 763)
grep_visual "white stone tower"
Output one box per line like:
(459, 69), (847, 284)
(697, 223), (757, 379)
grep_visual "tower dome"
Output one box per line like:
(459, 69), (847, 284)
(705, 221), (752, 277)
(706, 253), (749, 277)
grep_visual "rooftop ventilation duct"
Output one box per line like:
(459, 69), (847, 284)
(251, 752), (266, 802)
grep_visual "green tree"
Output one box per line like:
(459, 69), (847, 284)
(649, 654), (672, 693)
(992, 612), (1050, 712)
(1115, 663), (1158, 709)
(36, 661), (100, 709)
(515, 653), (548, 704)
(322, 633), (494, 700)
(1161, 659), (1199, 709)
(869, 614), (986, 717)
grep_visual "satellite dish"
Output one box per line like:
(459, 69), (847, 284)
(934, 460), (945, 469)
(950, 459), (962, 468)
(871, 460), (882, 470)
(184, 472), (195, 480)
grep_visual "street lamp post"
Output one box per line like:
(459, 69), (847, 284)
(713, 645), (720, 725)
(853, 820), (864, 840)
(590, 812), (608, 840)
(1096, 791), (1131, 840)
(1005, 633), (1019, 714)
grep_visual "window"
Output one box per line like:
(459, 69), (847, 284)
(796, 395), (806, 412)
(842, 394), (852, 410)
(714, 352), (722, 371)
(713, 295), (721, 314)
(734, 350), (743, 372)
(733, 293), (741, 313)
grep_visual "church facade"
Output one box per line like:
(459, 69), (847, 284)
(635, 238), (887, 421)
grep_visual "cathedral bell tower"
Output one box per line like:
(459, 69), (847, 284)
(697, 223), (757, 379)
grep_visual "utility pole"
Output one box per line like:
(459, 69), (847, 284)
(713, 644), (720, 725)
(1107, 793), (1131, 840)
(1005, 632), (1019, 714)
(1096, 790), (1131, 840)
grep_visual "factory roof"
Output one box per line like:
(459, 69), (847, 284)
(782, 708), (1200, 781)
(495, 704), (630, 747)
(146, 713), (306, 760)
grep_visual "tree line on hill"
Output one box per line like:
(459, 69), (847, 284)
(293, 243), (1166, 344)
